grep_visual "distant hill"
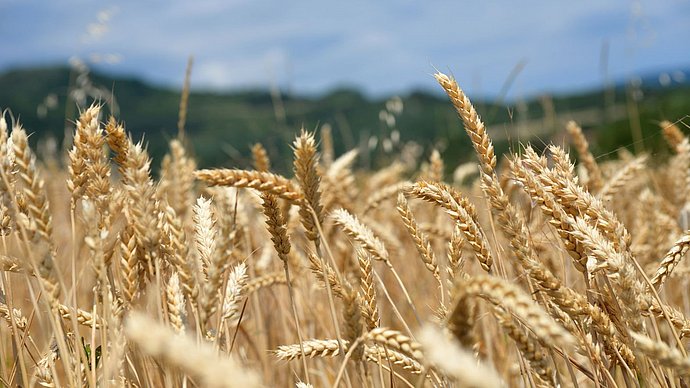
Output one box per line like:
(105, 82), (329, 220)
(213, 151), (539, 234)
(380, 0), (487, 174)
(0, 66), (688, 174)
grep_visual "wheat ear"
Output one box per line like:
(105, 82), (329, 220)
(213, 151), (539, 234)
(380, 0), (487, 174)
(598, 155), (647, 202)
(195, 169), (302, 201)
(454, 275), (575, 350)
(159, 139), (196, 220)
(245, 272), (287, 293)
(630, 332), (690, 375)
(566, 120), (603, 192)
(194, 196), (225, 329)
(405, 181), (492, 272)
(661, 120), (686, 151)
(126, 313), (261, 388)
(418, 325), (502, 387)
(220, 262), (248, 328)
(165, 272), (186, 334)
(651, 230), (690, 288)
(496, 309), (554, 386)
(357, 250), (380, 330)
(396, 192), (440, 280)
(293, 129), (324, 244)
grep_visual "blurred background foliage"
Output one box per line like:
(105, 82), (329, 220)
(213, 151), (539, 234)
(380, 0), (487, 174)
(1, 65), (688, 175)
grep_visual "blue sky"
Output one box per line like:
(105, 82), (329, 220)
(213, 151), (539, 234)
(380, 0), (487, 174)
(1, 0), (689, 98)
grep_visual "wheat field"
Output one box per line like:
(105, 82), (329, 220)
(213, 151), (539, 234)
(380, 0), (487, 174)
(0, 71), (689, 387)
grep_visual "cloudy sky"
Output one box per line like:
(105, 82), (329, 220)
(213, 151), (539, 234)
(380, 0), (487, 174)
(1, 0), (689, 98)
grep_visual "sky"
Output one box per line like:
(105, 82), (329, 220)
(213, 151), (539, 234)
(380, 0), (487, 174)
(1, 0), (689, 99)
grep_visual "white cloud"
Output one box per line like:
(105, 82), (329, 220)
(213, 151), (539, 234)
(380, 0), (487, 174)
(194, 48), (289, 89)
